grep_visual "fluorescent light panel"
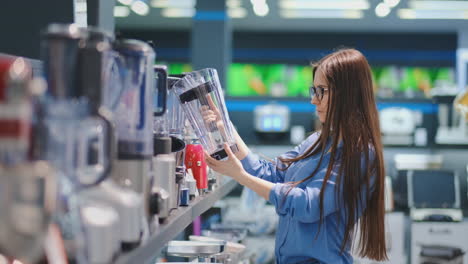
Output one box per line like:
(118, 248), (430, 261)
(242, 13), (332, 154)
(398, 8), (468, 19)
(281, 9), (364, 19)
(409, 0), (468, 10)
(114, 5), (131, 17)
(118, 0), (133, 6)
(151, 0), (195, 8)
(253, 3), (269, 16)
(161, 7), (195, 17)
(131, 0), (150, 16)
(280, 0), (370, 10)
(384, 0), (400, 8)
(160, 7), (247, 18)
(227, 0), (242, 8)
(228, 7), (247, 18)
(75, 1), (87, 12)
(375, 2), (391, 17)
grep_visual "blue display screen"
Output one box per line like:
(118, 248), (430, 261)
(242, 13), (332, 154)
(260, 115), (283, 132)
(412, 170), (456, 208)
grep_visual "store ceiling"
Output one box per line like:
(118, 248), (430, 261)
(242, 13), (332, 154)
(115, 0), (468, 32)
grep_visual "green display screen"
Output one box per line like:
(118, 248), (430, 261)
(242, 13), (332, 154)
(166, 62), (454, 98)
(372, 66), (455, 97)
(227, 63), (312, 98)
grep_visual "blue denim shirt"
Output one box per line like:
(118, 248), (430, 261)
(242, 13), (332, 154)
(240, 133), (355, 264)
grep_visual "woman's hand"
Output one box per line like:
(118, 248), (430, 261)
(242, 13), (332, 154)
(206, 143), (274, 200)
(205, 143), (245, 180)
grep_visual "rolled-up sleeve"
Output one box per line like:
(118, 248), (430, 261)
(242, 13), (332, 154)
(268, 178), (338, 223)
(239, 152), (288, 183)
(240, 133), (320, 184)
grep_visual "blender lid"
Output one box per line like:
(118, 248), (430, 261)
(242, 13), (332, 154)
(85, 27), (114, 43)
(114, 39), (154, 55)
(0, 56), (32, 102)
(179, 81), (215, 104)
(43, 23), (84, 39)
(154, 136), (172, 155)
(171, 136), (186, 153)
(168, 75), (185, 90)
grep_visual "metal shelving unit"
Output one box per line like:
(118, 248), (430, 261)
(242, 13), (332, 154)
(116, 179), (239, 264)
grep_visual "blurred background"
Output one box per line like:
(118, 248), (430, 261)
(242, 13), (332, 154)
(1, 0), (468, 263)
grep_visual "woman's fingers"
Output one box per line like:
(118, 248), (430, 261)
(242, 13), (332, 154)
(204, 151), (218, 167)
(206, 96), (222, 117)
(223, 143), (234, 159)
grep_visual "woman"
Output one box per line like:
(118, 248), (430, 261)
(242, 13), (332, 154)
(204, 48), (387, 264)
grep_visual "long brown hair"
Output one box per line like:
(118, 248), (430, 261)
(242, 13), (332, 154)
(279, 48), (387, 260)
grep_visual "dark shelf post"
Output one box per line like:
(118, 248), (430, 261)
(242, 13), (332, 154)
(191, 0), (231, 89)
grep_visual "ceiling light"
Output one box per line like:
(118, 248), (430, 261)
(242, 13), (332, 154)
(161, 7), (195, 17)
(114, 6), (130, 17)
(253, 3), (269, 16)
(375, 2), (391, 17)
(118, 0), (133, 5)
(228, 7), (247, 18)
(279, 0), (370, 10)
(280, 9), (364, 19)
(409, 0), (468, 10)
(384, 0), (400, 8)
(398, 8), (468, 19)
(131, 0), (150, 15)
(251, 0), (266, 4)
(75, 1), (87, 12)
(151, 0), (167, 8)
(151, 0), (195, 8)
(227, 0), (242, 8)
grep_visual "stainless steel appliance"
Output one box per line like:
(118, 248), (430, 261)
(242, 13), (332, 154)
(111, 40), (167, 221)
(0, 54), (57, 263)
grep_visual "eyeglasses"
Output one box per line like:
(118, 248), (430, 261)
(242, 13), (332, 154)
(309, 86), (329, 101)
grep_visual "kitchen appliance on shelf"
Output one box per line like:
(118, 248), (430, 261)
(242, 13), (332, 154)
(79, 202), (120, 264)
(167, 74), (191, 198)
(434, 91), (468, 145)
(0, 54), (57, 264)
(111, 39), (168, 221)
(172, 68), (238, 160)
(42, 25), (150, 259)
(392, 153), (443, 211)
(189, 235), (247, 264)
(167, 240), (226, 263)
(151, 73), (195, 223)
(408, 169), (462, 222)
(41, 23), (92, 262)
(379, 107), (422, 146)
(111, 39), (155, 204)
(151, 66), (177, 222)
(419, 245), (465, 264)
(185, 140), (208, 195)
(76, 28), (150, 252)
(254, 102), (291, 134)
(167, 74), (199, 198)
(411, 222), (468, 264)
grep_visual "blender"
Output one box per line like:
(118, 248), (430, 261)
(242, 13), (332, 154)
(172, 68), (238, 160)
(75, 28), (147, 254)
(41, 23), (90, 262)
(111, 39), (167, 219)
(167, 75), (192, 199)
(0, 54), (57, 263)
(42, 24), (142, 260)
(151, 70), (181, 222)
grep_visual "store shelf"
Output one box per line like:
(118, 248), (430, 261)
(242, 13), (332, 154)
(226, 97), (438, 113)
(115, 179), (239, 264)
